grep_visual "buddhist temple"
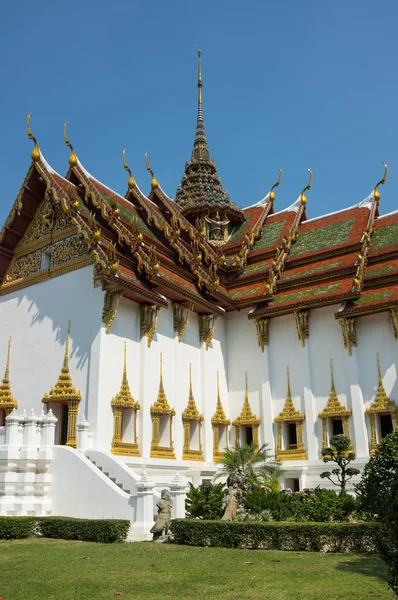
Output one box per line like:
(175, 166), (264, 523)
(0, 50), (397, 527)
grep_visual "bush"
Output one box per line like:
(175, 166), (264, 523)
(171, 519), (380, 553)
(185, 482), (225, 520)
(0, 516), (37, 539)
(243, 491), (299, 520)
(38, 517), (130, 543)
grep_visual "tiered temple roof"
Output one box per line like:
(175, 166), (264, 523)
(0, 56), (397, 328)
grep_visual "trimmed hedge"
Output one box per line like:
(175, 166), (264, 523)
(38, 517), (130, 543)
(0, 517), (37, 540)
(171, 519), (381, 553)
(0, 516), (130, 543)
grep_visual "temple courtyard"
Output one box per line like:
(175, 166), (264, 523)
(0, 539), (389, 600)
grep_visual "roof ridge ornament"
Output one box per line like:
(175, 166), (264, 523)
(63, 122), (78, 167)
(300, 169), (313, 205)
(373, 161), (388, 201)
(122, 148), (136, 189)
(145, 152), (158, 189)
(269, 167), (282, 202)
(27, 113), (40, 162)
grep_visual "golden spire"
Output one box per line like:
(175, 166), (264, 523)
(111, 342), (139, 409)
(300, 169), (313, 205)
(27, 113), (40, 162)
(0, 337), (18, 413)
(145, 152), (158, 188)
(269, 167), (282, 202)
(286, 367), (292, 400)
(197, 48), (203, 113)
(151, 353), (173, 413)
(42, 322), (82, 404)
(63, 122), (78, 167)
(122, 148), (135, 189)
(182, 363), (203, 420)
(377, 352), (382, 384)
(275, 367), (304, 422)
(373, 162), (388, 201)
(366, 353), (396, 413)
(191, 48), (210, 161)
(232, 372), (260, 426)
(318, 360), (351, 418)
(330, 359), (335, 393)
(211, 371), (230, 424)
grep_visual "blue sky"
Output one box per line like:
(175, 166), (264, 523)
(0, 1), (397, 223)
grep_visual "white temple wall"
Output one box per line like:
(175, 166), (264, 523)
(0, 267), (103, 443)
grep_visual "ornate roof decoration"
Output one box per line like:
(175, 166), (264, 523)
(42, 321), (82, 405)
(151, 353), (174, 415)
(211, 371), (230, 425)
(318, 360), (351, 418)
(232, 373), (260, 426)
(366, 354), (397, 414)
(275, 368), (305, 422)
(175, 50), (244, 224)
(27, 113), (40, 163)
(182, 363), (203, 421)
(111, 343), (140, 409)
(0, 337), (18, 413)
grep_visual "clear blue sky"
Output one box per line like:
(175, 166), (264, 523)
(1, 1), (397, 223)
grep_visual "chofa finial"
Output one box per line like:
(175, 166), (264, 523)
(122, 148), (135, 189)
(27, 113), (40, 162)
(300, 169), (313, 204)
(269, 167), (282, 201)
(145, 152), (158, 188)
(63, 122), (78, 167)
(373, 162), (388, 201)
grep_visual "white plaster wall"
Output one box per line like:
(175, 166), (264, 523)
(0, 267), (103, 442)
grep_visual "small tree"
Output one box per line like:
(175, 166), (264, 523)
(217, 442), (282, 491)
(185, 482), (225, 520)
(320, 434), (360, 494)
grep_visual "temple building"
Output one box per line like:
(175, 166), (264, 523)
(0, 50), (397, 523)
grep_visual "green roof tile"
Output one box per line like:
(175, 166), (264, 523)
(289, 219), (355, 257)
(364, 264), (396, 278)
(371, 224), (398, 251)
(283, 262), (341, 282)
(252, 220), (285, 251)
(271, 283), (341, 305)
(354, 291), (392, 305)
(229, 215), (252, 243)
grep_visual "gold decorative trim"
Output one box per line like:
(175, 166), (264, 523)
(111, 343), (140, 456)
(0, 337), (18, 416)
(390, 308), (398, 340)
(255, 317), (269, 352)
(274, 368), (306, 461)
(102, 286), (125, 333)
(140, 304), (161, 347)
(339, 317), (357, 355)
(199, 314), (216, 350)
(173, 303), (192, 342)
(318, 360), (352, 451)
(294, 310), (309, 347)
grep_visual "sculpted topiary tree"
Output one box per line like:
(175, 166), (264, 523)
(356, 430), (398, 597)
(320, 434), (360, 495)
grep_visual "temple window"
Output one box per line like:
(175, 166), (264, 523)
(211, 374), (230, 461)
(150, 354), (175, 459)
(318, 361), (352, 452)
(182, 364), (204, 461)
(274, 368), (307, 461)
(366, 355), (397, 454)
(379, 413), (394, 438)
(232, 374), (260, 447)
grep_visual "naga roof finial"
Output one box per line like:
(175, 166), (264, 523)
(122, 148), (135, 189)
(269, 167), (282, 201)
(145, 152), (158, 188)
(300, 169), (313, 205)
(27, 113), (40, 162)
(63, 122), (78, 167)
(373, 162), (388, 201)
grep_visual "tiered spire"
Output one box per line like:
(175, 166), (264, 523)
(151, 353), (174, 414)
(42, 322), (81, 405)
(318, 361), (351, 417)
(111, 343), (140, 409)
(211, 371), (230, 425)
(175, 50), (244, 224)
(232, 373), (260, 426)
(275, 368), (304, 422)
(366, 354), (396, 413)
(182, 363), (203, 420)
(0, 337), (18, 415)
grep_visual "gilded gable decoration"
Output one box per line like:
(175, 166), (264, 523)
(389, 308), (398, 340)
(318, 360), (352, 450)
(140, 304), (161, 347)
(150, 354), (175, 459)
(339, 317), (357, 355)
(232, 373), (260, 446)
(111, 343), (140, 456)
(294, 310), (309, 347)
(42, 321), (81, 448)
(255, 317), (269, 352)
(199, 314), (216, 350)
(274, 368), (306, 461)
(366, 354), (397, 453)
(0, 338), (18, 425)
(211, 371), (230, 462)
(173, 303), (192, 342)
(182, 364), (204, 461)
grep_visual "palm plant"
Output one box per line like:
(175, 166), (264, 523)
(217, 442), (283, 491)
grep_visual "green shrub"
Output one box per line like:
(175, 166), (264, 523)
(185, 482), (225, 520)
(171, 519), (380, 553)
(38, 517), (130, 543)
(0, 516), (37, 539)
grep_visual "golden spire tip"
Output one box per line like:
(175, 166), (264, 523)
(300, 168), (313, 205)
(269, 167), (282, 201)
(27, 113), (40, 162)
(122, 148), (135, 189)
(374, 161), (388, 201)
(145, 152), (158, 189)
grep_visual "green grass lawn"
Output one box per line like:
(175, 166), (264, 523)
(0, 539), (390, 600)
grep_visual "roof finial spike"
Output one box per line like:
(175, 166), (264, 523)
(63, 320), (71, 371)
(189, 363), (193, 397)
(217, 370), (220, 401)
(63, 122), (78, 167)
(122, 148), (135, 189)
(197, 48), (203, 111)
(373, 162), (388, 201)
(245, 372), (248, 401)
(376, 353), (382, 384)
(269, 167), (282, 201)
(26, 113), (40, 162)
(300, 168), (313, 205)
(123, 342), (127, 381)
(286, 367), (291, 399)
(145, 152), (158, 189)
(159, 353), (164, 388)
(330, 359), (335, 393)
(4, 337), (11, 382)
(191, 49), (210, 161)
